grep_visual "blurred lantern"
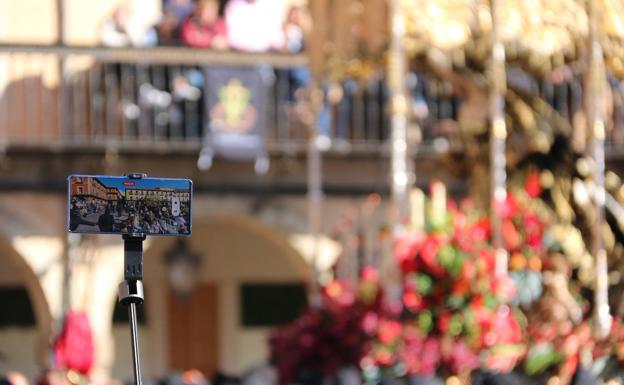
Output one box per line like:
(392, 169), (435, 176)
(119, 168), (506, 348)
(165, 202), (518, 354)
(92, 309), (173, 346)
(165, 239), (201, 298)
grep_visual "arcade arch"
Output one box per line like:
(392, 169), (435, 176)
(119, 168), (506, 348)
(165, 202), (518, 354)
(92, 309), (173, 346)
(0, 235), (54, 376)
(139, 213), (311, 377)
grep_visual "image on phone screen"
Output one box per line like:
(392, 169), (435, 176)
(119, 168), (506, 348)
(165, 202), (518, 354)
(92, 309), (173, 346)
(68, 175), (192, 236)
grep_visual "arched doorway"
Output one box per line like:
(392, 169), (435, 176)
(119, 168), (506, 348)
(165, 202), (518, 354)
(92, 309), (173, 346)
(0, 236), (53, 378)
(143, 214), (310, 378)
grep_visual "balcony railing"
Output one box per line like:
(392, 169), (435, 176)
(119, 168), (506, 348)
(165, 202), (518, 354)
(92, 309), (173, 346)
(0, 44), (464, 157)
(1, 44), (623, 158)
(0, 45), (312, 154)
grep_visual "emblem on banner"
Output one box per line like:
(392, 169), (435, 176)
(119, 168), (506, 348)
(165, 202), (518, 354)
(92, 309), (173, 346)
(210, 79), (257, 134)
(198, 67), (270, 174)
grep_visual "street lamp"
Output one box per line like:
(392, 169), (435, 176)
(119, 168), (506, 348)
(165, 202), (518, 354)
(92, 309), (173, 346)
(164, 239), (201, 298)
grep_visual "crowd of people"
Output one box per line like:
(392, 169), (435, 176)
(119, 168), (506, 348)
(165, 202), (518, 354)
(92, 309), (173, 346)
(69, 196), (190, 235)
(0, 372), (28, 385)
(0, 366), (276, 385)
(100, 0), (308, 54)
(97, 0), (312, 144)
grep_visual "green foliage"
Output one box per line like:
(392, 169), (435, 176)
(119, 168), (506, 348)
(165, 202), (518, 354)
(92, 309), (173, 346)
(437, 246), (464, 278)
(524, 344), (564, 375)
(414, 273), (434, 295)
(417, 311), (433, 334)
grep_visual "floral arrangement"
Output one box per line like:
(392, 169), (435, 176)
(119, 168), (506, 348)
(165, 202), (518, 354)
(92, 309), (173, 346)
(364, 181), (525, 380)
(270, 174), (624, 384)
(269, 268), (383, 385)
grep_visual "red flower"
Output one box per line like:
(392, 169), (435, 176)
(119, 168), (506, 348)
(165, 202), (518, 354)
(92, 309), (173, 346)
(560, 354), (580, 381)
(419, 235), (446, 277)
(323, 280), (356, 310)
(493, 194), (519, 219)
(471, 218), (491, 244)
(525, 171), (541, 198)
(477, 248), (496, 276)
(484, 345), (524, 373)
(452, 276), (471, 297)
(444, 340), (480, 374)
(402, 289), (428, 312)
(395, 232), (424, 273)
(420, 338), (442, 374)
(492, 275), (517, 302)
(375, 347), (394, 366)
(395, 232), (424, 261)
(459, 259), (477, 281)
(299, 332), (315, 348)
(400, 332), (441, 375)
(438, 311), (452, 334)
(361, 266), (379, 282)
(460, 197), (476, 212)
(523, 213), (544, 251)
(470, 294), (484, 310)
(399, 257), (419, 274)
(455, 217), (491, 253)
(502, 219), (521, 250)
(361, 311), (379, 335)
(490, 306), (522, 344)
(378, 319), (403, 344)
(453, 211), (468, 232)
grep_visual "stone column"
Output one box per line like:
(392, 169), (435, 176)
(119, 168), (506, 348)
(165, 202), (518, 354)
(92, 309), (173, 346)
(587, 0), (612, 339)
(489, 0), (509, 277)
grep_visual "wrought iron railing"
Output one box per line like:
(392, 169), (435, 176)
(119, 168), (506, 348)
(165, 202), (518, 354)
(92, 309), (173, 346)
(0, 45), (311, 153)
(0, 44), (462, 156)
(1, 44), (623, 157)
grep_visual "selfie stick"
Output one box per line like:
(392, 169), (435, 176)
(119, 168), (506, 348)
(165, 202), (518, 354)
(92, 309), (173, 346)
(118, 172), (147, 385)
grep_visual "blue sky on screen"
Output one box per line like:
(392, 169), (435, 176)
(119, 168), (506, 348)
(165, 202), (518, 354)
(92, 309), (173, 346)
(92, 176), (190, 193)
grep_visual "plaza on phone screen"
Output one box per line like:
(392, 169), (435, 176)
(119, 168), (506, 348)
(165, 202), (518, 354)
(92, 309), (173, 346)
(68, 175), (191, 235)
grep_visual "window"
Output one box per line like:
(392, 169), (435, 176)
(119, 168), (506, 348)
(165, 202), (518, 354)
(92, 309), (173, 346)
(240, 283), (307, 327)
(0, 287), (36, 327)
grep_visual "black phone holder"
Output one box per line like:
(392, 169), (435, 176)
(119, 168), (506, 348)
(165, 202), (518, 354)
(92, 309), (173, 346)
(118, 172), (148, 385)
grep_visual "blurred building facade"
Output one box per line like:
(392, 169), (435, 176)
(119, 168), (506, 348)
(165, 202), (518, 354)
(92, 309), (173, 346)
(0, 0), (397, 381)
(4, 0), (624, 383)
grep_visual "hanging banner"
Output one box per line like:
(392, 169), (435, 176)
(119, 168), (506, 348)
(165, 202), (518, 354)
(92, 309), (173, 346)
(198, 66), (270, 174)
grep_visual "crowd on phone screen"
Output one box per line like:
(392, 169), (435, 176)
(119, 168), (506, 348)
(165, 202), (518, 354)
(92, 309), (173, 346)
(70, 196), (189, 235)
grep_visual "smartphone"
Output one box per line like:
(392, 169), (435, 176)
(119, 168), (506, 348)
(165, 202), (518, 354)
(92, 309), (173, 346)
(68, 175), (192, 236)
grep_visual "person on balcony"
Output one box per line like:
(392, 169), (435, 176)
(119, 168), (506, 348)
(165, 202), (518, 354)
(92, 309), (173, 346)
(282, 4), (310, 99)
(180, 0), (228, 49)
(157, 0), (196, 45)
(225, 0), (285, 52)
(283, 4), (307, 54)
(164, 0), (196, 22)
(273, 3), (311, 126)
(100, 4), (157, 47)
(157, 10), (182, 45)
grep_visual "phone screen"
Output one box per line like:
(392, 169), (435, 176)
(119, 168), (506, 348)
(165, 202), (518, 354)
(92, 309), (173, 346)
(67, 175), (192, 236)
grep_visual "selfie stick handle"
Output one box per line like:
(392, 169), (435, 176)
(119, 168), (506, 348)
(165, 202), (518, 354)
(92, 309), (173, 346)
(118, 172), (147, 385)
(119, 233), (146, 385)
